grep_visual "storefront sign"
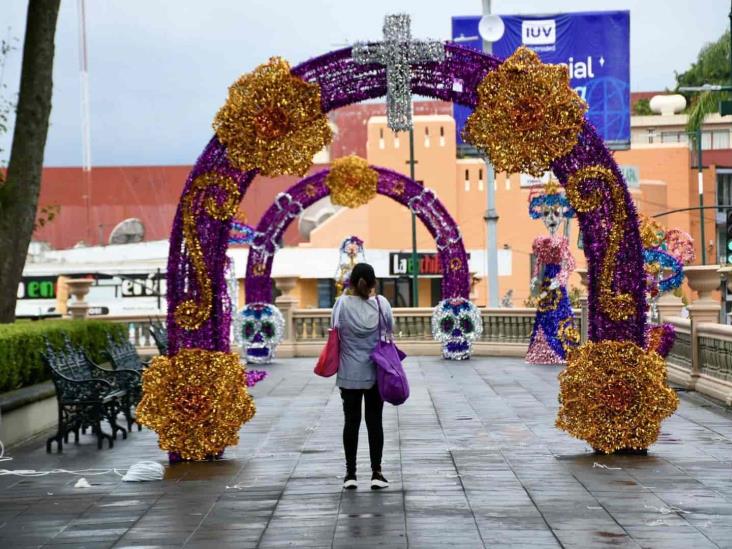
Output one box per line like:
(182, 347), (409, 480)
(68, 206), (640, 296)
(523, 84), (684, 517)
(389, 253), (446, 276)
(17, 276), (58, 300)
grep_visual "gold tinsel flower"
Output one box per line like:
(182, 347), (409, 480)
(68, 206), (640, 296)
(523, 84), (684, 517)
(639, 214), (666, 249)
(556, 340), (678, 454)
(213, 57), (332, 177)
(136, 349), (256, 460)
(463, 47), (587, 177)
(325, 155), (379, 208)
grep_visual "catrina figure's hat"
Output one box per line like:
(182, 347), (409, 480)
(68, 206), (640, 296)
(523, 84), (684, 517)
(528, 180), (576, 220)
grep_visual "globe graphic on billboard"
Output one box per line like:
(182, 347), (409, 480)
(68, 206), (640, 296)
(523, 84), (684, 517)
(584, 77), (630, 144)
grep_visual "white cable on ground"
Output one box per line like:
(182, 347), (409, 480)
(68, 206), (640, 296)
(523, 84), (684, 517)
(0, 438), (163, 480)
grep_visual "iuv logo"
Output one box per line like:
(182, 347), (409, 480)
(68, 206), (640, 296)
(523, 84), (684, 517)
(522, 19), (556, 45)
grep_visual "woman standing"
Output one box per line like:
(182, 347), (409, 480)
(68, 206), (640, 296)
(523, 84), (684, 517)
(333, 262), (392, 490)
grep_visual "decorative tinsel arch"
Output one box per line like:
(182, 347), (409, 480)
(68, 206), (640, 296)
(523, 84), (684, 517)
(165, 43), (646, 354)
(137, 33), (677, 459)
(244, 166), (469, 304)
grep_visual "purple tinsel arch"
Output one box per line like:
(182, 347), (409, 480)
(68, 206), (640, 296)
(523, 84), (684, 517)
(244, 167), (470, 304)
(166, 42), (645, 356)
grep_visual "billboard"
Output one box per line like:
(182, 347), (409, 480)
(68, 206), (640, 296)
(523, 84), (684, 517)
(452, 10), (630, 149)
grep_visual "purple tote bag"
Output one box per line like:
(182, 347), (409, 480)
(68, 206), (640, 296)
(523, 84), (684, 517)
(370, 296), (409, 405)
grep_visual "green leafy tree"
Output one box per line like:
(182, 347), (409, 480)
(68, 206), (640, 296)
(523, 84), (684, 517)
(0, 1), (61, 322)
(675, 30), (731, 134)
(633, 98), (654, 116)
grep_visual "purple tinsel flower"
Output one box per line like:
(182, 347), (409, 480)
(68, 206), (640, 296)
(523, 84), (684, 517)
(246, 369), (268, 387)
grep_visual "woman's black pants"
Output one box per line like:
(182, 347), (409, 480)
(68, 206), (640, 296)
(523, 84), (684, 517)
(340, 385), (384, 475)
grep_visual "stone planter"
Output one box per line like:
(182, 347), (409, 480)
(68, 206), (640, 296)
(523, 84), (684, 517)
(65, 279), (93, 319)
(684, 265), (721, 304)
(274, 275), (297, 299)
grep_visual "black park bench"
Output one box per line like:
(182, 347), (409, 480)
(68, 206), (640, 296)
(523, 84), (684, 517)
(42, 336), (140, 452)
(104, 334), (148, 423)
(148, 319), (168, 356)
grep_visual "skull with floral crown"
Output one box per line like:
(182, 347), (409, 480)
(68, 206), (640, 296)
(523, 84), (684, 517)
(431, 297), (483, 360)
(236, 303), (285, 364)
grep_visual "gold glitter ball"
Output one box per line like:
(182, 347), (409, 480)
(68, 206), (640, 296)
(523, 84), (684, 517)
(463, 47), (587, 177)
(325, 155), (379, 208)
(136, 349), (256, 461)
(556, 340), (678, 454)
(213, 57), (332, 177)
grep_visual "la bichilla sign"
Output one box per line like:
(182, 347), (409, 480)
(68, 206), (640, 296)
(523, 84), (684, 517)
(452, 10), (630, 149)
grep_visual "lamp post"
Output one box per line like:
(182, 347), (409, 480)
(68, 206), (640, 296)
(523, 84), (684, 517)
(695, 127), (707, 265)
(480, 0), (500, 307)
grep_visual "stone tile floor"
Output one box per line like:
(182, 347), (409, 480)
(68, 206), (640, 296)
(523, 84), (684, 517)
(0, 357), (731, 548)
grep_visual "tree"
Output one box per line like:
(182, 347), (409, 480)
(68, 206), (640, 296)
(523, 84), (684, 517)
(0, 1), (61, 322)
(633, 98), (653, 116)
(675, 30), (731, 134)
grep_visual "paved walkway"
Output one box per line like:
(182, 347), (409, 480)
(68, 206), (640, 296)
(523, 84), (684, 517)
(1, 357), (731, 548)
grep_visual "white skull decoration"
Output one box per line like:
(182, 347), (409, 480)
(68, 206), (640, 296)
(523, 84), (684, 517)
(431, 297), (483, 360)
(542, 204), (563, 235)
(236, 303), (285, 364)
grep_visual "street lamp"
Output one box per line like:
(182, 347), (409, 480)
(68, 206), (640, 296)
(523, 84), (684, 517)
(479, 0), (503, 307)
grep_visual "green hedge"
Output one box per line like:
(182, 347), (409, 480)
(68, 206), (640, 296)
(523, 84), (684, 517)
(0, 320), (127, 393)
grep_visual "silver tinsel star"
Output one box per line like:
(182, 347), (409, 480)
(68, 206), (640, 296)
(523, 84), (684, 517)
(353, 14), (445, 132)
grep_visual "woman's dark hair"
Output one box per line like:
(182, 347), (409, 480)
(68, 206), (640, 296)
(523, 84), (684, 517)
(350, 262), (376, 299)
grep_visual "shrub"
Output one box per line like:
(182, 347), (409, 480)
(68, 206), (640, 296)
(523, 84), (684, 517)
(0, 320), (127, 393)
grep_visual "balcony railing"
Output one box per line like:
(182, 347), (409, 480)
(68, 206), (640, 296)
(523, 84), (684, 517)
(95, 307), (731, 405)
(293, 307), (581, 345)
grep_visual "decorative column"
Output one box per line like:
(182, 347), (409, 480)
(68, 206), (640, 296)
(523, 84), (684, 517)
(65, 279), (94, 320)
(575, 268), (589, 344)
(685, 265), (722, 387)
(274, 276), (299, 357)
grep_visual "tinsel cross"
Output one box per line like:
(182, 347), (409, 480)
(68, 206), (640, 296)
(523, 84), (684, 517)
(353, 14), (445, 132)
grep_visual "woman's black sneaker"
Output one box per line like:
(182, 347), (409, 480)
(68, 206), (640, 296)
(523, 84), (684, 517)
(343, 474), (357, 490)
(371, 471), (388, 490)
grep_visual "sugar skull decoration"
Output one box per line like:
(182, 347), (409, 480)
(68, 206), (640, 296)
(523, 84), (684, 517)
(528, 179), (575, 235)
(236, 303), (285, 364)
(526, 180), (578, 365)
(335, 236), (366, 297)
(431, 297), (483, 360)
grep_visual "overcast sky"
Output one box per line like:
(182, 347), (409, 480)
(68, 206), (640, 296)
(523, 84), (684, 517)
(0, 0), (729, 167)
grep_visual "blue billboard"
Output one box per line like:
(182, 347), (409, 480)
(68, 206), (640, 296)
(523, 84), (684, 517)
(451, 11), (630, 149)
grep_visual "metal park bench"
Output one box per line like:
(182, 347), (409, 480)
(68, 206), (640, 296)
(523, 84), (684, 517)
(148, 319), (168, 355)
(42, 336), (139, 452)
(104, 334), (147, 428)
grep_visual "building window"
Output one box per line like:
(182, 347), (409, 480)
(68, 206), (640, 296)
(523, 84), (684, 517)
(317, 279), (335, 308)
(378, 278), (412, 307)
(714, 130), (730, 149)
(702, 131), (713, 151)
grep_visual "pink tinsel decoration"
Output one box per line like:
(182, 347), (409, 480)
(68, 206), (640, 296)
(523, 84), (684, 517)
(526, 327), (564, 365)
